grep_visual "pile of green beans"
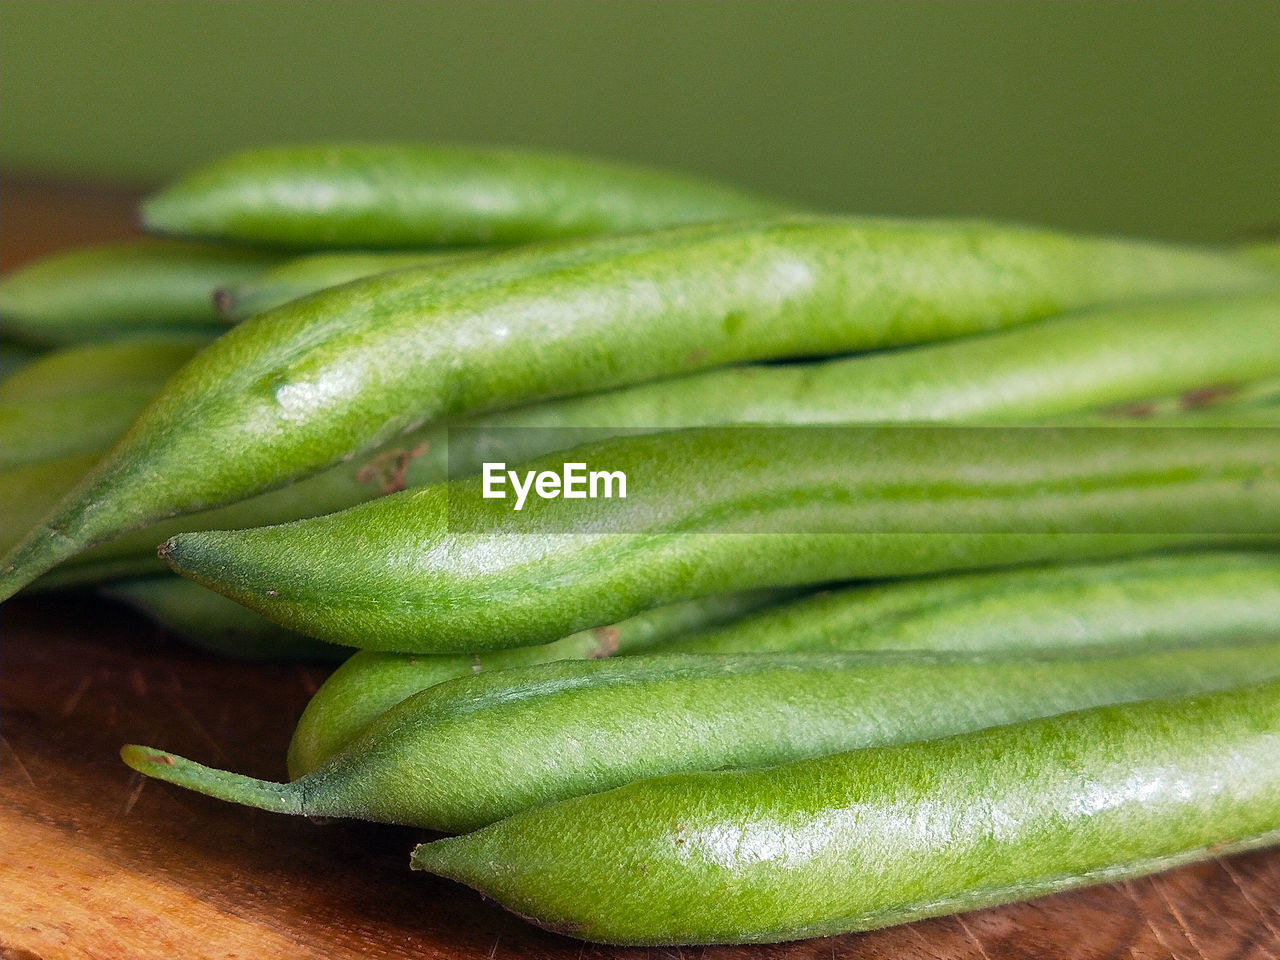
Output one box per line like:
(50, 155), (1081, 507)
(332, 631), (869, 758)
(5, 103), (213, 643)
(3, 143), (1278, 946)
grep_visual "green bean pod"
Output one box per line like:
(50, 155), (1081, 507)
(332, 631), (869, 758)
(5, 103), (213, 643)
(285, 588), (799, 778)
(290, 550), (1280, 774)
(29, 291), (1279, 589)
(0, 388), (166, 470)
(0, 240), (279, 344)
(458, 291), (1280, 429)
(140, 143), (797, 248)
(411, 678), (1280, 945)
(0, 335), (210, 404)
(214, 250), (482, 320)
(160, 425), (1280, 652)
(122, 644), (1280, 833)
(4, 217), (1272, 599)
(670, 550), (1280, 655)
(101, 577), (347, 662)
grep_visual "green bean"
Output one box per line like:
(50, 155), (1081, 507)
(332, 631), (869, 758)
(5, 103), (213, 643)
(668, 551), (1280, 655)
(101, 577), (346, 662)
(410, 677), (1280, 944)
(3, 217), (1272, 599)
(0, 240), (279, 344)
(34, 291), (1278, 586)
(0, 389), (163, 470)
(122, 644), (1280, 834)
(140, 144), (797, 249)
(460, 291), (1280, 429)
(290, 550), (1280, 774)
(0, 335), (210, 404)
(159, 425), (1280, 652)
(286, 589), (799, 779)
(215, 250), (481, 320)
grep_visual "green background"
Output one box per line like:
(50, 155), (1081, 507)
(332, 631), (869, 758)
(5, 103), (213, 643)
(2, 0), (1277, 241)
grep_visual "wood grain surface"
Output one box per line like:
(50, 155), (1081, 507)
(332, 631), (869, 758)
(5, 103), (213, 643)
(2, 182), (1279, 960)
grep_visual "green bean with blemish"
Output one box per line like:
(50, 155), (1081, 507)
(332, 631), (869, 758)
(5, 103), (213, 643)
(214, 250), (482, 320)
(0, 240), (279, 344)
(285, 588), (799, 778)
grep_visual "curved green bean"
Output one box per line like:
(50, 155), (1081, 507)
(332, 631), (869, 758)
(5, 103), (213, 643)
(159, 425), (1280, 652)
(0, 240), (278, 344)
(285, 588), (798, 778)
(122, 644), (1280, 833)
(0, 335), (210, 404)
(140, 143), (796, 248)
(215, 250), (481, 320)
(411, 677), (1280, 944)
(4, 217), (1272, 599)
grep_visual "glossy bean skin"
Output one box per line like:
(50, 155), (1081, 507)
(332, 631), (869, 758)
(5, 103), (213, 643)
(286, 589), (798, 778)
(288, 550), (1280, 773)
(669, 551), (1280, 655)
(0, 240), (278, 344)
(456, 291), (1280, 429)
(160, 426), (1280, 652)
(121, 644), (1280, 833)
(140, 144), (796, 249)
(5, 216), (1272, 599)
(27, 292), (1280, 587)
(102, 577), (347, 662)
(412, 678), (1280, 945)
(215, 250), (482, 320)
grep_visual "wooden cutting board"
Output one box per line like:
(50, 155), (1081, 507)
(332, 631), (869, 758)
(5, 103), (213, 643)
(2, 182), (1278, 960)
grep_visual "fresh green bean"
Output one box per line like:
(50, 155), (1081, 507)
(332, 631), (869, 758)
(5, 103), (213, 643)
(458, 291), (1280, 429)
(668, 551), (1280, 655)
(0, 335), (210, 404)
(140, 144), (796, 249)
(0, 389), (163, 470)
(158, 425), (1280, 652)
(4, 217), (1272, 599)
(123, 644), (1280, 834)
(290, 550), (1280, 774)
(286, 588), (799, 778)
(215, 250), (481, 320)
(101, 577), (346, 662)
(410, 678), (1280, 944)
(0, 240), (279, 344)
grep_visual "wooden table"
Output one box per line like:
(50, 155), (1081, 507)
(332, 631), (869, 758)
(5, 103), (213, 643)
(2, 182), (1278, 960)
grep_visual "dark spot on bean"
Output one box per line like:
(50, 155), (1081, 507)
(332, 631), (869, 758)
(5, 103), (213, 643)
(148, 754), (175, 766)
(722, 311), (745, 336)
(1181, 384), (1236, 409)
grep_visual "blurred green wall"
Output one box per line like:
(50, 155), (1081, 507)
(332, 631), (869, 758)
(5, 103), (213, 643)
(2, 0), (1277, 241)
